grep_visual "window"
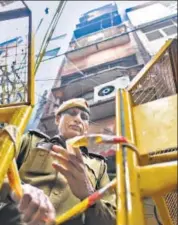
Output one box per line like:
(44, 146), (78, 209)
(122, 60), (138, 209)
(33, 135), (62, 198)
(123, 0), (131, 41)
(142, 18), (177, 42)
(163, 25), (177, 35)
(141, 20), (173, 33)
(145, 30), (164, 41)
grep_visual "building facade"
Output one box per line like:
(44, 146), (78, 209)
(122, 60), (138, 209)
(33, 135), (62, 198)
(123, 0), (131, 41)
(37, 3), (148, 180)
(125, 1), (177, 56)
(39, 3), (144, 140)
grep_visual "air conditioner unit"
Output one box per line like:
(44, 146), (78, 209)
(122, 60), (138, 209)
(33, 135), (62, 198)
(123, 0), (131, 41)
(94, 76), (130, 103)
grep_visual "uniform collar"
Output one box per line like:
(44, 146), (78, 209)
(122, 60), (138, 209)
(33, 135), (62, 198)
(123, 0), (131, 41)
(49, 135), (66, 148)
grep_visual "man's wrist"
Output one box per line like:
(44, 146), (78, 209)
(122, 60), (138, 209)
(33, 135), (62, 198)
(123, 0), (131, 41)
(79, 188), (95, 201)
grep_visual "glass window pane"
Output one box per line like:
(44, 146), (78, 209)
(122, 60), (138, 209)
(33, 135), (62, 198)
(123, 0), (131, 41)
(146, 30), (164, 41)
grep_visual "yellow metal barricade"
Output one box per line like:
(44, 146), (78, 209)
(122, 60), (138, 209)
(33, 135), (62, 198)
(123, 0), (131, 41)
(124, 38), (177, 225)
(0, 2), (34, 197)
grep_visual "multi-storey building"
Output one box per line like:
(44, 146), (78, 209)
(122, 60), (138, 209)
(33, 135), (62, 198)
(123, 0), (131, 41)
(39, 2), (144, 135)
(38, 3), (146, 176)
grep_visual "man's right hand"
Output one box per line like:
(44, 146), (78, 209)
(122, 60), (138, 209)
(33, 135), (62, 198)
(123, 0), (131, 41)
(11, 184), (55, 225)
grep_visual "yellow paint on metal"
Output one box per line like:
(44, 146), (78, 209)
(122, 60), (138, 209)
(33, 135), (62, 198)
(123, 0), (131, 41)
(0, 105), (27, 122)
(0, 133), (15, 188)
(29, 34), (35, 106)
(133, 95), (177, 155)
(127, 39), (173, 91)
(8, 159), (23, 198)
(10, 106), (33, 132)
(115, 90), (127, 225)
(153, 196), (173, 225)
(0, 1), (35, 216)
(0, 102), (27, 109)
(55, 198), (89, 225)
(0, 106), (32, 188)
(141, 151), (178, 165)
(122, 90), (145, 225)
(55, 179), (116, 224)
(138, 161), (177, 197)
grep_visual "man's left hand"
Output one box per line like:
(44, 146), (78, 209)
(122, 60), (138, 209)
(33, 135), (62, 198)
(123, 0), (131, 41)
(50, 144), (95, 200)
(11, 184), (55, 225)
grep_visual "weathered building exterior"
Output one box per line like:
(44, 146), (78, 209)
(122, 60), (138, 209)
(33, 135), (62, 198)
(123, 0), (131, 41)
(125, 1), (177, 56)
(39, 3), (144, 147)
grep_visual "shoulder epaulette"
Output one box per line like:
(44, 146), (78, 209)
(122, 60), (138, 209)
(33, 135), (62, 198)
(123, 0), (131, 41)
(28, 129), (50, 140)
(88, 152), (106, 162)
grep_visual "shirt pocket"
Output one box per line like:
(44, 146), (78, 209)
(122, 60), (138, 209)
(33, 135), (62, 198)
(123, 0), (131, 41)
(20, 147), (55, 175)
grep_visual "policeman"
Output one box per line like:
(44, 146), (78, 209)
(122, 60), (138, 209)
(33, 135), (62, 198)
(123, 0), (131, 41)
(0, 98), (116, 225)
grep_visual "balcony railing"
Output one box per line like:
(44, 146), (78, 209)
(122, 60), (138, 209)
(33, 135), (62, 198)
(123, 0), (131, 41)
(61, 54), (140, 86)
(73, 13), (122, 39)
(69, 24), (127, 51)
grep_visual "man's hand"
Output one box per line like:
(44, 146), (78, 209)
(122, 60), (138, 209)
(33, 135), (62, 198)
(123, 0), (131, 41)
(11, 184), (55, 225)
(50, 144), (95, 200)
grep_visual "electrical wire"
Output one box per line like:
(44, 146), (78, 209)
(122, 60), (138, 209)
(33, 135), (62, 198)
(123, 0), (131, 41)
(40, 14), (177, 63)
(153, 206), (163, 225)
(9, 3), (176, 128)
(35, 1), (67, 74)
(16, 13), (177, 78)
(35, 92), (56, 106)
(35, 2), (63, 68)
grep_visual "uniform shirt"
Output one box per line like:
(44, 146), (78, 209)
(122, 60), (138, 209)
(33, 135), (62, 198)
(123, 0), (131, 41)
(0, 130), (116, 225)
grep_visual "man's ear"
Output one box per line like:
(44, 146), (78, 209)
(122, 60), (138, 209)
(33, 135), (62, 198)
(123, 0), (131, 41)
(55, 114), (61, 125)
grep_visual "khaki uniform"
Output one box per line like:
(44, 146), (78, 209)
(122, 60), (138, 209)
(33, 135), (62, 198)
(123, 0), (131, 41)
(0, 130), (116, 225)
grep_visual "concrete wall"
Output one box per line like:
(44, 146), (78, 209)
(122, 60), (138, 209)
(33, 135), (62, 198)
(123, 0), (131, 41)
(61, 36), (138, 76)
(127, 2), (177, 56)
(127, 3), (173, 27)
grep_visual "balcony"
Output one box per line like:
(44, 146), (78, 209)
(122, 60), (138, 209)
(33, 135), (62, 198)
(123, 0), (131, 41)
(77, 11), (119, 29)
(61, 54), (139, 84)
(65, 25), (130, 61)
(74, 14), (122, 39)
(69, 24), (127, 50)
(52, 62), (143, 102)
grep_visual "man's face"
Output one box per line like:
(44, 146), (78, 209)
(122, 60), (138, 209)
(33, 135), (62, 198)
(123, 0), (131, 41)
(56, 107), (89, 139)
